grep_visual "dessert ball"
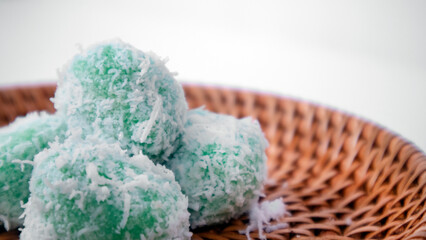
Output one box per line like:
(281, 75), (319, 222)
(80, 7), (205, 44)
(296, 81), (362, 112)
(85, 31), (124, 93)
(21, 134), (191, 240)
(54, 40), (187, 163)
(0, 112), (67, 230)
(167, 109), (268, 228)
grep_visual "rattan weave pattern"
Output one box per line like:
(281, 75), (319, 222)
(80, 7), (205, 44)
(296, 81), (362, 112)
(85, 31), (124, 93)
(0, 84), (425, 240)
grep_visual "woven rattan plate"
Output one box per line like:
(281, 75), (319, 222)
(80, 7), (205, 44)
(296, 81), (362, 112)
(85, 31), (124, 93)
(0, 84), (425, 240)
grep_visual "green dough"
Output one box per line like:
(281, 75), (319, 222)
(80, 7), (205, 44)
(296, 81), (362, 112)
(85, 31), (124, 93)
(54, 40), (187, 163)
(0, 112), (67, 230)
(20, 133), (191, 240)
(167, 109), (268, 228)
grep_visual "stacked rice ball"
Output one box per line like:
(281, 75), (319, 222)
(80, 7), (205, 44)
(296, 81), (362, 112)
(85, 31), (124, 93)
(0, 40), (268, 239)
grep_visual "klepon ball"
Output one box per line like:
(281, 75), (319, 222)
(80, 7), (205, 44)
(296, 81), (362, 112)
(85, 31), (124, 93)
(0, 112), (67, 230)
(54, 40), (187, 163)
(20, 133), (191, 240)
(167, 109), (268, 228)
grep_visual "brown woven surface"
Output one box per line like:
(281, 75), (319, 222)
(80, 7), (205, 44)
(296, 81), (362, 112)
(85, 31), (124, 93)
(0, 84), (425, 240)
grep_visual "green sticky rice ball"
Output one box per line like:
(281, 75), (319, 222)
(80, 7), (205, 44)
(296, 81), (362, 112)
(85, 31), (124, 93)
(20, 134), (191, 240)
(0, 112), (67, 230)
(167, 109), (268, 228)
(54, 40), (187, 163)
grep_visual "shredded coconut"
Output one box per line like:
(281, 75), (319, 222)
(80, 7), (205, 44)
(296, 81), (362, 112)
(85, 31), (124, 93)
(265, 222), (289, 233)
(86, 163), (114, 186)
(241, 198), (290, 240)
(120, 174), (150, 192)
(76, 226), (99, 237)
(120, 192), (131, 229)
(138, 97), (162, 143)
(69, 190), (85, 210)
(264, 178), (277, 186)
(11, 159), (34, 172)
(0, 215), (10, 231)
(345, 217), (352, 226)
(54, 155), (67, 170)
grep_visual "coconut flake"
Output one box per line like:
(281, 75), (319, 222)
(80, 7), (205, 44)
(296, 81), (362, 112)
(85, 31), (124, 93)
(69, 190), (85, 210)
(86, 163), (114, 186)
(11, 159), (34, 171)
(120, 192), (131, 229)
(0, 215), (10, 231)
(345, 217), (352, 226)
(265, 222), (289, 233)
(241, 198), (290, 240)
(120, 174), (150, 192)
(138, 97), (162, 143)
(55, 155), (67, 170)
(76, 225), (99, 237)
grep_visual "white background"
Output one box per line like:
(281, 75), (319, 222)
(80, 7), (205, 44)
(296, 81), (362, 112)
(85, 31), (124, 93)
(0, 0), (425, 151)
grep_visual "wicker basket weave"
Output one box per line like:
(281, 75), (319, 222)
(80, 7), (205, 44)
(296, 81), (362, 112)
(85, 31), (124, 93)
(0, 84), (425, 240)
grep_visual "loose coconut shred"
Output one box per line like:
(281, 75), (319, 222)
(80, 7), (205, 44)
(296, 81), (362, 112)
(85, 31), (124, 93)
(241, 198), (290, 240)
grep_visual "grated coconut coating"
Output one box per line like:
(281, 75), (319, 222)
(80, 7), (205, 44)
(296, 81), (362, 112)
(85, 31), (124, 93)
(20, 133), (191, 240)
(54, 40), (187, 163)
(0, 112), (67, 230)
(167, 109), (268, 228)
